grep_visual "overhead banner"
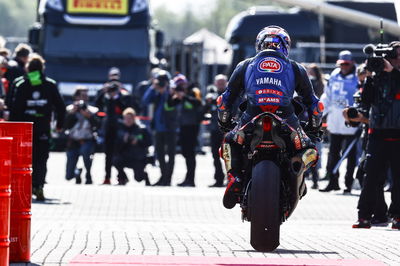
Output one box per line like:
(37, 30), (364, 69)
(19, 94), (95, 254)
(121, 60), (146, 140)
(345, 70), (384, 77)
(67, 0), (128, 15)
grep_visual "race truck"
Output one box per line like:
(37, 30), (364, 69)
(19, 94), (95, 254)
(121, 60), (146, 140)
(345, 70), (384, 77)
(29, 0), (162, 101)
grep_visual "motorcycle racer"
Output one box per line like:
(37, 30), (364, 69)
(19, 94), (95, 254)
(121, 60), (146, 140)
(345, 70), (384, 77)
(218, 25), (323, 209)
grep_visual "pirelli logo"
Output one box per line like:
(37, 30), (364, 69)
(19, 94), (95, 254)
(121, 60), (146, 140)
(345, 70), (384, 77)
(67, 0), (128, 15)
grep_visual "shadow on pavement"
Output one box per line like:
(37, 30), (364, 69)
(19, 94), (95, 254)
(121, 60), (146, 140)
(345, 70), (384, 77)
(32, 198), (71, 205)
(234, 249), (338, 255)
(275, 248), (338, 254)
(337, 193), (359, 197)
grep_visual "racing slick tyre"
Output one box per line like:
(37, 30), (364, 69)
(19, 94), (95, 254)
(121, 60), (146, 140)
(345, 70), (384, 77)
(250, 160), (281, 252)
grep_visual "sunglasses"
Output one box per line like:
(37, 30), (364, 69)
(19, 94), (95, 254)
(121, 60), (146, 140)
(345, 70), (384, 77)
(340, 63), (351, 66)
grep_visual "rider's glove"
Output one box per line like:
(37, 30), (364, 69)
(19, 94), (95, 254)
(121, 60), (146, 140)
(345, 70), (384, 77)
(218, 116), (235, 133)
(306, 101), (324, 142)
(309, 101), (324, 127)
(217, 100), (234, 133)
(304, 124), (323, 143)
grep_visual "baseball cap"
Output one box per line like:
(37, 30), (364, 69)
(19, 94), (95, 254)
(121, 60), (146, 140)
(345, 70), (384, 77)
(150, 67), (161, 79)
(108, 67), (121, 77)
(337, 50), (353, 64)
(155, 70), (171, 82)
(173, 74), (188, 87)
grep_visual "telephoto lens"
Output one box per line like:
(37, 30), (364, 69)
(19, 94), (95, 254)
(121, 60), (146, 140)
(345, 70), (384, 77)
(347, 107), (359, 119)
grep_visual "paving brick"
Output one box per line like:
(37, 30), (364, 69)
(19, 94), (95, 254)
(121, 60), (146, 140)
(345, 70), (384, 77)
(7, 149), (399, 265)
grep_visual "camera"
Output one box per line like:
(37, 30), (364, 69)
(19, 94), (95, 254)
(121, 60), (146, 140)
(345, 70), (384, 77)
(346, 90), (365, 127)
(154, 70), (171, 88)
(154, 76), (168, 87)
(363, 43), (397, 72)
(75, 100), (87, 111)
(347, 107), (359, 119)
(205, 92), (218, 103)
(106, 82), (120, 93)
(156, 79), (167, 87)
(346, 107), (361, 127)
(174, 85), (184, 92)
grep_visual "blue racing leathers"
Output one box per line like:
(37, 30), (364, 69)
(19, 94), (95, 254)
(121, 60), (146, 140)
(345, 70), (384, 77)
(217, 50), (323, 180)
(218, 50), (321, 176)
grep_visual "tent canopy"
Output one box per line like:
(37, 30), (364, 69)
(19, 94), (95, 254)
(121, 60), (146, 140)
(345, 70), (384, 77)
(184, 28), (232, 65)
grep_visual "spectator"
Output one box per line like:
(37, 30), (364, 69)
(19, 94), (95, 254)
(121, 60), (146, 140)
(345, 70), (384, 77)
(64, 86), (99, 184)
(168, 74), (203, 187)
(0, 98), (7, 121)
(113, 108), (151, 186)
(205, 74), (228, 187)
(0, 47), (11, 58)
(9, 54), (65, 201)
(95, 80), (133, 185)
(0, 55), (8, 98)
(319, 50), (359, 193)
(307, 63), (325, 98)
(5, 43), (32, 108)
(306, 64), (326, 189)
(142, 70), (177, 186)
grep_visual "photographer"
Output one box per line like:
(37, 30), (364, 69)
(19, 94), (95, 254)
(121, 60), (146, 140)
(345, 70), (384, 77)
(345, 64), (371, 186)
(205, 74), (228, 187)
(344, 65), (389, 226)
(64, 86), (99, 184)
(351, 41), (400, 230)
(95, 80), (133, 184)
(142, 70), (178, 186)
(113, 108), (151, 186)
(168, 74), (203, 187)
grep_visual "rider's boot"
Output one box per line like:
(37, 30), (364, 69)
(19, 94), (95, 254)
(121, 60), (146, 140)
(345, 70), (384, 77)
(223, 172), (242, 209)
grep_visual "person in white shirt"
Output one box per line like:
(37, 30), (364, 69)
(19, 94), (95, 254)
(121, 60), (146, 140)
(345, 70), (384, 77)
(319, 50), (358, 193)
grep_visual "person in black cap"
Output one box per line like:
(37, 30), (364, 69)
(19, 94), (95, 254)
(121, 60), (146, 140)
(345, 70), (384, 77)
(96, 79), (133, 185)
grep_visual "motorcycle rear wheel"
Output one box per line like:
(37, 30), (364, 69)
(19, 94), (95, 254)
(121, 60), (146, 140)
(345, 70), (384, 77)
(249, 160), (281, 252)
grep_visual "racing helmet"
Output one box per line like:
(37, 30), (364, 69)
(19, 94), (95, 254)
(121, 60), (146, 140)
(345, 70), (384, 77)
(255, 25), (291, 57)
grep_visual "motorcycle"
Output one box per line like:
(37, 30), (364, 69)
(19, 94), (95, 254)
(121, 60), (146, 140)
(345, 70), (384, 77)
(221, 110), (318, 252)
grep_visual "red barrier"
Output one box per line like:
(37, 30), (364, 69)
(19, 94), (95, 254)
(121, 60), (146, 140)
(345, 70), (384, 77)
(0, 137), (12, 266)
(0, 122), (33, 263)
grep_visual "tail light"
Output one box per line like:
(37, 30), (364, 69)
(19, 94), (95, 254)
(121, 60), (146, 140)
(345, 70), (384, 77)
(263, 116), (272, 132)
